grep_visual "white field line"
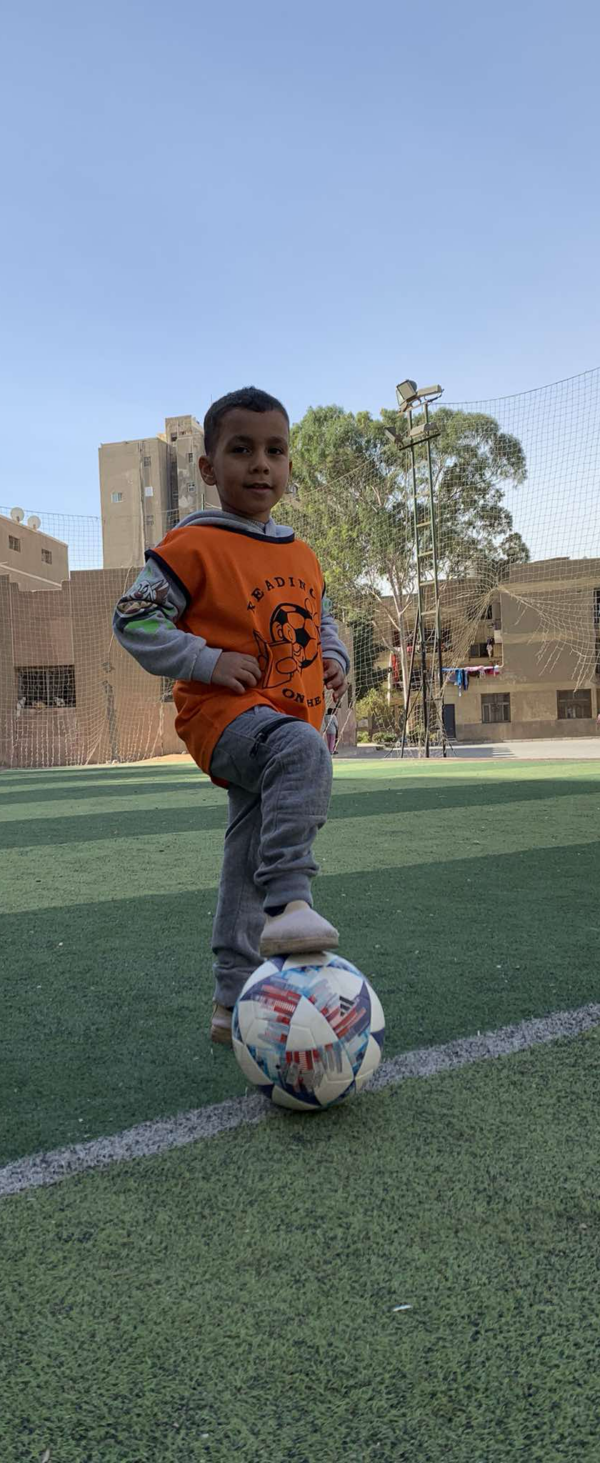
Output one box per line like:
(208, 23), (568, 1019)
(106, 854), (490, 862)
(2, 1002), (599, 1199)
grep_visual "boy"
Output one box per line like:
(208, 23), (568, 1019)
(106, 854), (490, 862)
(324, 707), (339, 755)
(113, 387), (349, 1046)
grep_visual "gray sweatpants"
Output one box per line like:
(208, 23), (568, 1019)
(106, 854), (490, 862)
(209, 706), (333, 1007)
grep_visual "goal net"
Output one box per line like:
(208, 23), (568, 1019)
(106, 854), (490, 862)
(1, 368), (599, 767)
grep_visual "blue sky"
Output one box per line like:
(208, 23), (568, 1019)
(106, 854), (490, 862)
(1, 0), (599, 518)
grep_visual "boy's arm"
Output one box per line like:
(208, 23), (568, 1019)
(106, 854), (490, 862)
(113, 557), (223, 683)
(320, 602), (350, 673)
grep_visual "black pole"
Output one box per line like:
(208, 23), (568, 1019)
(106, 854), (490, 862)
(101, 679), (119, 763)
(423, 400), (446, 757)
(400, 613), (419, 759)
(407, 417), (430, 756)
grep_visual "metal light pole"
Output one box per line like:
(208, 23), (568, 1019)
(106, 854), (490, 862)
(391, 379), (446, 758)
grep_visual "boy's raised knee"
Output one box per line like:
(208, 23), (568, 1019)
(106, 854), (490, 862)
(284, 718), (328, 754)
(279, 718), (332, 779)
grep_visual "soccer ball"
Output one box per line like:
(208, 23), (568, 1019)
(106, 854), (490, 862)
(269, 602), (320, 669)
(232, 952), (385, 1112)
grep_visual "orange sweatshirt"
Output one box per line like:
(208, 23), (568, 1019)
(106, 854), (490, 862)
(113, 510), (349, 781)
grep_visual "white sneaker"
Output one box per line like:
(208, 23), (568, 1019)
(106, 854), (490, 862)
(210, 1003), (233, 1046)
(260, 900), (339, 958)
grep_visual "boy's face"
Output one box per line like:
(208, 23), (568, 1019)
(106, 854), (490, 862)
(199, 408), (292, 523)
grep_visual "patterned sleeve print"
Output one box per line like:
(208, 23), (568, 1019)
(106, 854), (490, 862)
(113, 557), (224, 684)
(115, 561), (181, 636)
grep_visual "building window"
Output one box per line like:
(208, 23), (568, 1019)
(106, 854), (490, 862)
(170, 433), (177, 442)
(8, 535), (21, 552)
(111, 492), (123, 504)
(188, 451), (194, 462)
(41, 549), (53, 564)
(482, 693), (511, 724)
(470, 641), (496, 660)
(143, 456), (152, 468)
(16, 666), (76, 708)
(144, 486), (153, 498)
(467, 602), (494, 624)
(557, 689), (592, 720)
(596, 590), (600, 674)
(146, 515), (154, 527)
(161, 677), (175, 702)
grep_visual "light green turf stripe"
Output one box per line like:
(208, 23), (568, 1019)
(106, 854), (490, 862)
(0, 789), (222, 822)
(1, 760), (598, 808)
(7, 766), (599, 822)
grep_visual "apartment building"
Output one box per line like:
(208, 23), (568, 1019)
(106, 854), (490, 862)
(376, 557), (600, 742)
(99, 414), (220, 569)
(0, 511), (68, 591)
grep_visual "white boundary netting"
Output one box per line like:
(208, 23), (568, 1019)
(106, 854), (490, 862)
(1, 369), (599, 767)
(282, 369), (600, 748)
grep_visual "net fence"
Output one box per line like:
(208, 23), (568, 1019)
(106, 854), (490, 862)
(1, 367), (599, 767)
(283, 367), (600, 751)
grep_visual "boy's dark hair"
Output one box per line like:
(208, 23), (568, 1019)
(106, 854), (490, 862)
(203, 387), (290, 455)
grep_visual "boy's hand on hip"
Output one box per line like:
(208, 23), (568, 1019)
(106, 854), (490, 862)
(323, 659), (347, 698)
(212, 652), (262, 694)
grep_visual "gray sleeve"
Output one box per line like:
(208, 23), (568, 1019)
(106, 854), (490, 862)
(113, 557), (223, 684)
(320, 604), (350, 673)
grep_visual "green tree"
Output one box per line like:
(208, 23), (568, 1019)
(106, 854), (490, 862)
(355, 686), (391, 742)
(352, 616), (386, 701)
(282, 403), (529, 707)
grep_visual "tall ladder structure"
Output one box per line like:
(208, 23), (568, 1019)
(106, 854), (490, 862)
(394, 379), (446, 758)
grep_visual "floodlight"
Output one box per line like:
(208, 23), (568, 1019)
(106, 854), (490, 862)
(396, 380), (418, 404)
(396, 380), (443, 411)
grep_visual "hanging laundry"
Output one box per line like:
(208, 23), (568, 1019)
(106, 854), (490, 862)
(443, 665), (499, 689)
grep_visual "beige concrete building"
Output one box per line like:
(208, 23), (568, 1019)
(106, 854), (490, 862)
(2, 550), (597, 769)
(0, 569), (184, 768)
(445, 557), (600, 741)
(375, 557), (600, 743)
(99, 414), (220, 570)
(0, 512), (69, 591)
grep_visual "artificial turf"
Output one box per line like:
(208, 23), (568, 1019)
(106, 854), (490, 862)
(2, 1025), (599, 1462)
(2, 760), (600, 1164)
